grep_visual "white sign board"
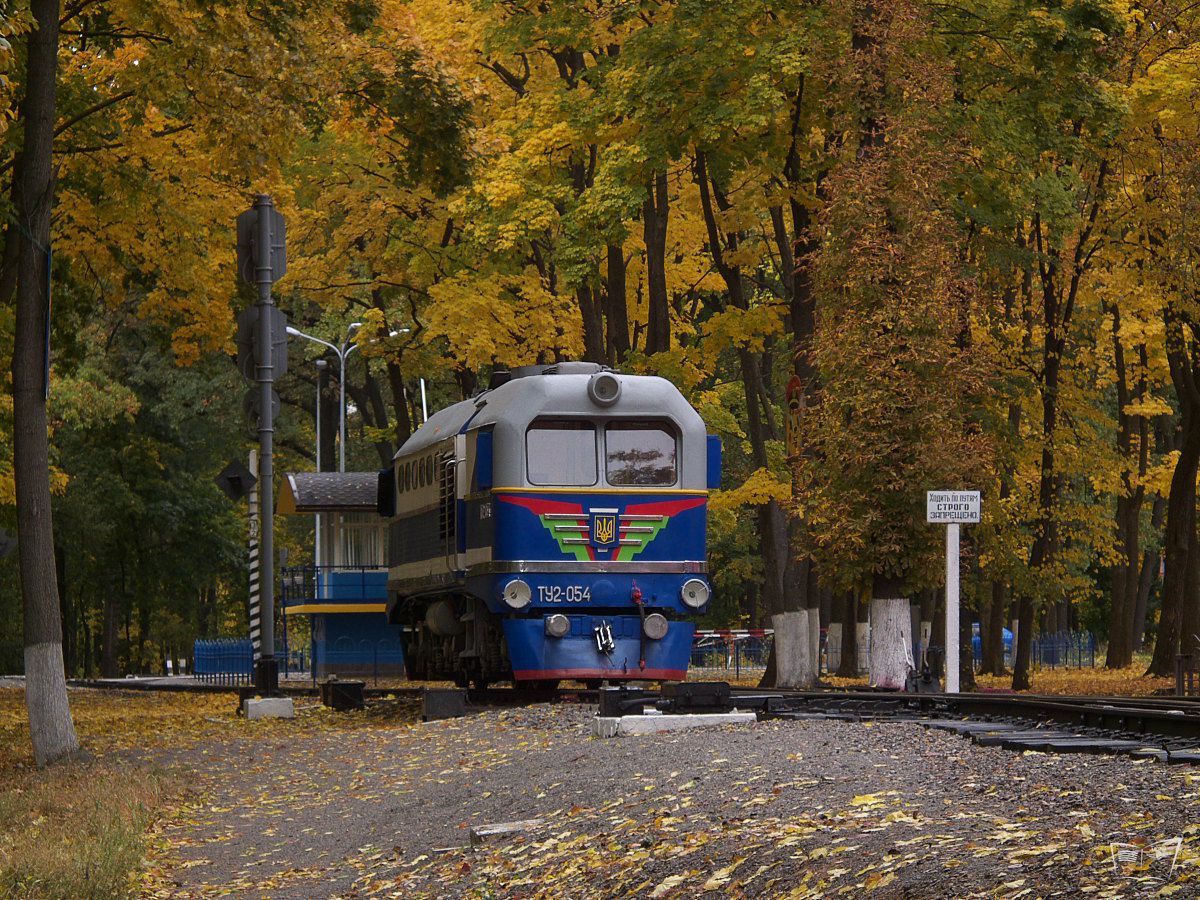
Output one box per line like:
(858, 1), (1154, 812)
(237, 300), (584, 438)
(926, 490), (980, 524)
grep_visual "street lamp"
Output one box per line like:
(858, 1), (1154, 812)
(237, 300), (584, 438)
(312, 358), (327, 569)
(286, 324), (412, 472)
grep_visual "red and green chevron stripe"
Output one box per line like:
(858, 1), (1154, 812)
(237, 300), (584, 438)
(496, 495), (703, 561)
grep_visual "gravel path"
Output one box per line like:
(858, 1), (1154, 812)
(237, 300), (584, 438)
(155, 701), (1200, 898)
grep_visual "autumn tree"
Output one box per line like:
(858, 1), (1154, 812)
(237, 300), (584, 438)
(801, 0), (992, 688)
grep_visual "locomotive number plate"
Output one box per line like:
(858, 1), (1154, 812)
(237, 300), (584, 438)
(538, 585), (591, 603)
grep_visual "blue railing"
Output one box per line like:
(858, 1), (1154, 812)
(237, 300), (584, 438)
(192, 638), (254, 686)
(281, 565), (389, 607)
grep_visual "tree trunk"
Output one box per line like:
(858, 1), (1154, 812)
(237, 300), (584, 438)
(385, 360), (413, 450)
(1148, 332), (1200, 675)
(101, 588), (119, 677)
(1182, 496), (1200, 659)
(197, 584), (211, 638)
(320, 364), (338, 468)
(135, 592), (150, 674)
(771, 611), (812, 688)
(355, 369), (395, 467)
(1106, 493), (1135, 667)
(868, 576), (911, 689)
(1134, 494), (1167, 652)
(985, 580), (1008, 675)
(13, 0), (79, 766)
(807, 604), (820, 680)
(577, 281), (606, 364)
(642, 172), (670, 354)
(603, 243), (630, 363)
(1106, 305), (1145, 668)
(959, 586), (977, 691)
(55, 544), (75, 677)
(1014, 327), (1061, 691)
(837, 590), (860, 677)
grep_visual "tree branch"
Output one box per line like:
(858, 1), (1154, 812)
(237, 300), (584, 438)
(54, 89), (136, 138)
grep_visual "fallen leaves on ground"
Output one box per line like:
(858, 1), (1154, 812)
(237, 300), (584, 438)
(823, 660), (1175, 697)
(6, 687), (1200, 898)
(975, 663), (1174, 697)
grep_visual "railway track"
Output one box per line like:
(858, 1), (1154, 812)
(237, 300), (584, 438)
(742, 690), (1200, 762)
(591, 684), (1200, 762)
(68, 676), (1200, 760)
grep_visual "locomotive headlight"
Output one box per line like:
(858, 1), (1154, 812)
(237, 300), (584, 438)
(643, 613), (669, 640)
(680, 578), (710, 609)
(503, 579), (532, 609)
(544, 614), (571, 638)
(587, 372), (620, 407)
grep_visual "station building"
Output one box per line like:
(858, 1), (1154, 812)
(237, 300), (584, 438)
(277, 472), (403, 679)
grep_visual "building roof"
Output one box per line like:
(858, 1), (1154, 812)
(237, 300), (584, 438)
(278, 472), (380, 514)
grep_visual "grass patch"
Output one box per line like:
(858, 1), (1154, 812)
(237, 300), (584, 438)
(0, 688), (236, 898)
(0, 761), (181, 899)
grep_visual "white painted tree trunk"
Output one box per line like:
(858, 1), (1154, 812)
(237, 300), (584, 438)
(772, 611), (814, 689)
(826, 623), (843, 671)
(807, 608), (821, 679)
(12, 0), (79, 769)
(25, 642), (78, 767)
(869, 597), (912, 689)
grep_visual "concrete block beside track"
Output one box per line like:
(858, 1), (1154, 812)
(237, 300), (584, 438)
(593, 711), (756, 738)
(244, 697), (295, 719)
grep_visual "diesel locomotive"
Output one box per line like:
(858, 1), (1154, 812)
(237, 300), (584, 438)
(376, 362), (719, 687)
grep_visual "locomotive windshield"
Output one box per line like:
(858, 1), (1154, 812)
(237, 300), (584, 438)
(526, 420), (598, 485)
(605, 421), (678, 486)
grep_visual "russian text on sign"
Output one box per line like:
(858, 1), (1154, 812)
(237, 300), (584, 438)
(926, 490), (981, 524)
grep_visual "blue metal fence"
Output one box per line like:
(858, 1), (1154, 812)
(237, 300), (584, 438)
(1031, 631), (1096, 669)
(689, 632), (774, 679)
(970, 630), (1096, 670)
(192, 638), (254, 686)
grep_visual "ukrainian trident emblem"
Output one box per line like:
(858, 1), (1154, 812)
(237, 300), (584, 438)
(591, 510), (618, 548)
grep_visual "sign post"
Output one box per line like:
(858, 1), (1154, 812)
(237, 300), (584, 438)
(926, 490), (981, 693)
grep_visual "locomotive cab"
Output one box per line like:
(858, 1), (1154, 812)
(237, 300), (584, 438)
(380, 362), (718, 687)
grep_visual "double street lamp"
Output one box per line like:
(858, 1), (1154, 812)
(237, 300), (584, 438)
(286, 323), (428, 474)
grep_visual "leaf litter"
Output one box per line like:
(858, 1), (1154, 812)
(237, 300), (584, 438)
(7, 686), (1200, 897)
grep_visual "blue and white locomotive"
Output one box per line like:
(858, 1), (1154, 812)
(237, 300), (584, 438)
(377, 362), (720, 688)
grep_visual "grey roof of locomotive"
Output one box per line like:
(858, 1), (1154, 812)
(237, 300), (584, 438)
(395, 366), (708, 490)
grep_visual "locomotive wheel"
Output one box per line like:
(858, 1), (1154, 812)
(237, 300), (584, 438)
(583, 679), (603, 690)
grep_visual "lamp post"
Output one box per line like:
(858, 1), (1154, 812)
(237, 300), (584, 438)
(286, 324), (412, 473)
(313, 358), (327, 569)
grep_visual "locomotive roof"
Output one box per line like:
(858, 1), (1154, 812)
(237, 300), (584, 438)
(278, 471), (380, 513)
(395, 366), (704, 461)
